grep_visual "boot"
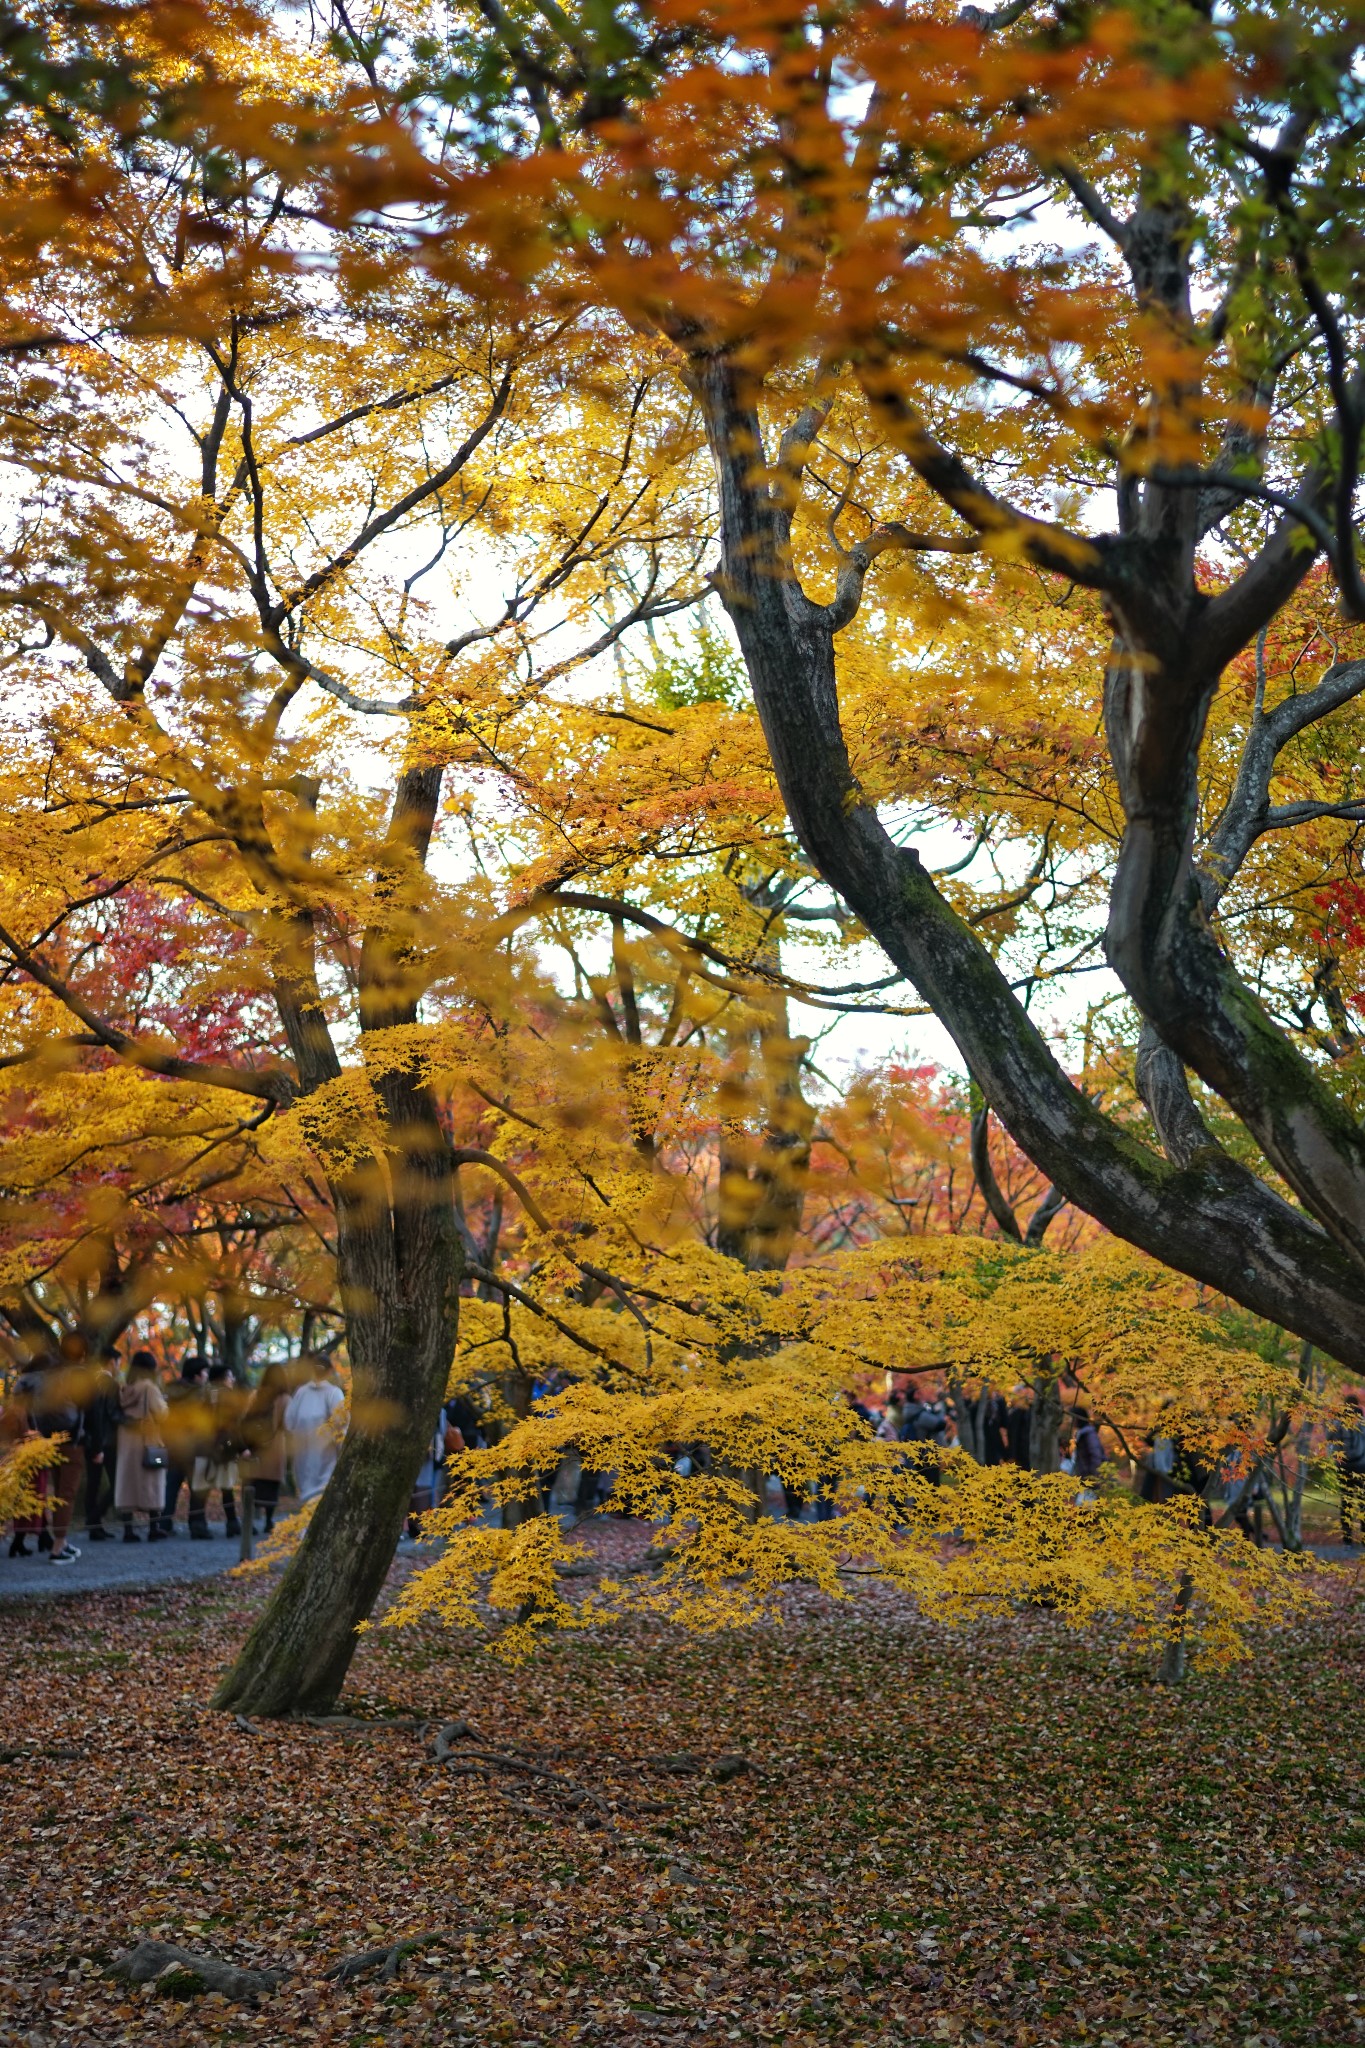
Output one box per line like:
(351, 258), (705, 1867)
(37, 1528), (53, 1553)
(8, 1534), (31, 1558)
(122, 1520), (140, 1543)
(223, 1515), (241, 1539)
(147, 1525), (166, 1542)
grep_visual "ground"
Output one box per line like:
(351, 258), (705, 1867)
(1, 1523), (244, 1600)
(1, 1525), (1362, 2048)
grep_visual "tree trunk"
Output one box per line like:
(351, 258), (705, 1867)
(212, 1189), (462, 1715)
(949, 1376), (985, 1463)
(690, 353), (1365, 1367)
(1029, 1375), (1063, 1475)
(1278, 1417), (1314, 1554)
(1157, 1571), (1193, 1685)
(214, 756), (464, 1718)
(210, 1359), (449, 1715)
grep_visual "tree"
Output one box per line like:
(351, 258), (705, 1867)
(394, 0), (1365, 1367)
(0, 5), (708, 1709)
(1, 0), (1351, 1704)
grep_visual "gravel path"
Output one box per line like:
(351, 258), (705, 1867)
(0, 1519), (249, 1601)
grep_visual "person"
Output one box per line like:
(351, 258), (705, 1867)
(404, 1413), (447, 1542)
(1171, 1422), (1215, 1530)
(189, 1363), (244, 1538)
(283, 1353), (345, 1501)
(241, 1360), (291, 1534)
(1330, 1393), (1365, 1545)
(159, 1354), (210, 1536)
(23, 1353), (85, 1564)
(3, 1360), (48, 1557)
(115, 1353), (169, 1541)
(1006, 1387), (1032, 1469)
(81, 1353), (121, 1542)
(1138, 1409), (1176, 1504)
(904, 1390), (949, 1485)
(1073, 1409), (1104, 1484)
(980, 1391), (1008, 1465)
(444, 1392), (483, 1450)
(1231, 1456), (1270, 1548)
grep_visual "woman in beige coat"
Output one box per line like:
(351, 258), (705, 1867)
(241, 1360), (291, 1534)
(115, 1354), (169, 1543)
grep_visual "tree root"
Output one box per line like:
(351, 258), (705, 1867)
(300, 1713), (428, 1735)
(323, 1927), (488, 1984)
(432, 1717), (477, 1760)
(434, 1734), (620, 1834)
(108, 1940), (287, 2002)
(108, 1927), (492, 2000)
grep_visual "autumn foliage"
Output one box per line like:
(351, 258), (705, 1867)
(3, 0), (1365, 1706)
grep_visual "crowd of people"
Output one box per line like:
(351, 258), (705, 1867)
(1, 1345), (347, 1564)
(867, 1385), (1105, 1483)
(6, 1346), (1365, 1564)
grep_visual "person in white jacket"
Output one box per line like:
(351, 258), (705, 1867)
(283, 1355), (346, 1503)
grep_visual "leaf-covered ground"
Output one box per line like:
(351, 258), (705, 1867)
(2, 1528), (1363, 2048)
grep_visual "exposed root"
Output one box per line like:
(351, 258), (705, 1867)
(108, 1940), (286, 2002)
(323, 1927), (488, 1984)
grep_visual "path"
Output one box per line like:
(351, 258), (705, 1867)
(0, 1518), (247, 1601)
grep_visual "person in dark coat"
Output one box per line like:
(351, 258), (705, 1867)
(25, 1355), (85, 1563)
(981, 1391), (1008, 1465)
(159, 1354), (209, 1535)
(81, 1355), (121, 1541)
(1006, 1387), (1032, 1469)
(1072, 1408), (1104, 1483)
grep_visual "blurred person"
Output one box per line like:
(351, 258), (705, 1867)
(241, 1359), (291, 1534)
(25, 1353), (85, 1564)
(3, 1360), (46, 1558)
(1137, 1405), (1177, 1505)
(1330, 1393), (1365, 1545)
(1006, 1386), (1032, 1469)
(980, 1390), (1008, 1466)
(283, 1353), (345, 1502)
(115, 1352), (169, 1541)
(159, 1354), (210, 1536)
(190, 1363), (245, 1538)
(81, 1352), (121, 1542)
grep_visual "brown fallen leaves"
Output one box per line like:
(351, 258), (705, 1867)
(1, 1518), (1363, 2048)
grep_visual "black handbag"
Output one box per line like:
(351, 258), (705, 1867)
(141, 1443), (168, 1471)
